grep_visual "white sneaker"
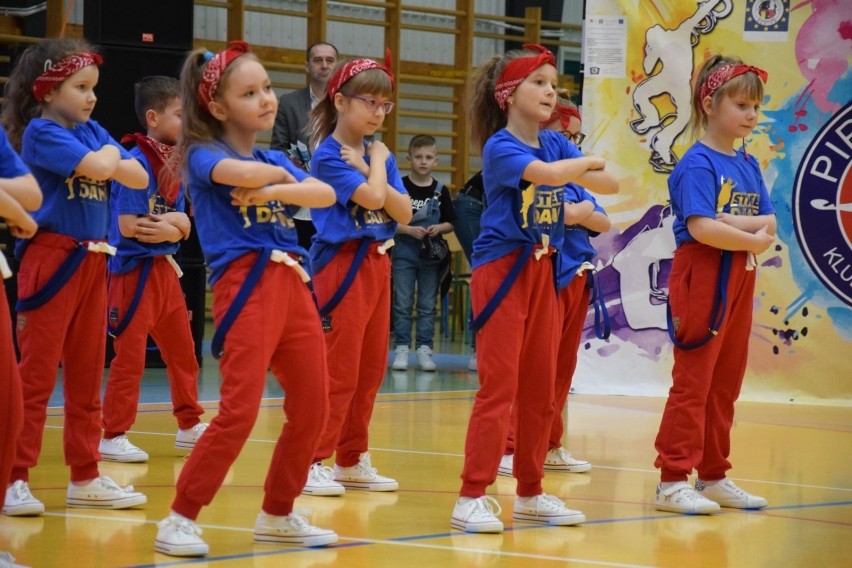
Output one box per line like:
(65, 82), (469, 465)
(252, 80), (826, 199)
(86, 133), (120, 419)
(99, 435), (149, 463)
(0, 551), (26, 568)
(155, 513), (209, 557)
(451, 496), (503, 533)
(175, 423), (208, 450)
(254, 511), (338, 547)
(467, 353), (478, 372)
(2, 480), (44, 516)
(333, 453), (398, 491)
(497, 454), (513, 477)
(655, 482), (720, 514)
(302, 463), (345, 496)
(513, 493), (585, 525)
(66, 475), (147, 510)
(416, 345), (437, 371)
(392, 345), (409, 370)
(696, 478), (768, 509)
(543, 447), (592, 473)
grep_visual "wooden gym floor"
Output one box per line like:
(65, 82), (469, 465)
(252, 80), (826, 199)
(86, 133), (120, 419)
(1, 342), (850, 567)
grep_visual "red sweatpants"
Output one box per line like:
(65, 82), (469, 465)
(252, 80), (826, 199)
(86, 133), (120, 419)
(312, 242), (391, 467)
(103, 257), (202, 437)
(654, 243), (754, 482)
(12, 232), (107, 483)
(0, 282), (23, 490)
(506, 273), (589, 454)
(461, 249), (558, 498)
(171, 255), (329, 520)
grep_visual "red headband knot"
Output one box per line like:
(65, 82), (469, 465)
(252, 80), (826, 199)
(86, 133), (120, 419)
(31, 52), (102, 102)
(698, 63), (768, 103)
(197, 40), (251, 112)
(494, 44), (555, 111)
(541, 102), (581, 129)
(326, 48), (395, 99)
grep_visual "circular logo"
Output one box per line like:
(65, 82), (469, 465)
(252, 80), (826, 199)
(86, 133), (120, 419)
(752, 0), (785, 27)
(792, 102), (852, 307)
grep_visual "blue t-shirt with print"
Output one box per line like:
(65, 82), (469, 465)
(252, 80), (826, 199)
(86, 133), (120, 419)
(473, 129), (580, 269)
(108, 145), (185, 274)
(18, 118), (131, 250)
(669, 143), (774, 248)
(309, 136), (407, 273)
(187, 141), (307, 285)
(556, 182), (607, 291)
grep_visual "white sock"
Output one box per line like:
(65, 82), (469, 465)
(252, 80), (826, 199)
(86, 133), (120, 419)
(659, 481), (681, 490)
(458, 497), (474, 505)
(698, 478), (722, 487)
(170, 510), (193, 522)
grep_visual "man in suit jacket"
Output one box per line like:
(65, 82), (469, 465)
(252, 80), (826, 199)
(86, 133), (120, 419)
(271, 41), (339, 250)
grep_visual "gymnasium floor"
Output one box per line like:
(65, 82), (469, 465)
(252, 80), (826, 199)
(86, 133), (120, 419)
(1, 339), (850, 567)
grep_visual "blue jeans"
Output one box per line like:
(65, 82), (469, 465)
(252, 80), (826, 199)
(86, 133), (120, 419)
(452, 193), (483, 350)
(392, 241), (440, 348)
(452, 193), (483, 266)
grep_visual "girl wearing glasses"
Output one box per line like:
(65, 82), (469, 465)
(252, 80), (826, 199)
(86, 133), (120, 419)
(302, 56), (412, 497)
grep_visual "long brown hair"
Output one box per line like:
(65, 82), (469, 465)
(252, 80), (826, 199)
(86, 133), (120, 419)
(467, 48), (544, 152)
(308, 64), (393, 149)
(689, 54), (765, 140)
(0, 38), (98, 150)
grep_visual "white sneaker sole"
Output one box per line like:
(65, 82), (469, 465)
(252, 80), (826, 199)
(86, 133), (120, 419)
(1, 502), (45, 516)
(543, 462), (592, 473)
(254, 530), (338, 547)
(99, 452), (149, 463)
(513, 511), (586, 525)
(335, 479), (398, 492)
(496, 466), (513, 477)
(450, 517), (503, 533)
(301, 484), (345, 497)
(155, 540), (209, 557)
(174, 440), (198, 450)
(654, 501), (720, 515)
(67, 493), (148, 509)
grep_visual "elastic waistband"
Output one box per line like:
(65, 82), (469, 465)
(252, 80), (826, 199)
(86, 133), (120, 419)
(337, 239), (394, 255)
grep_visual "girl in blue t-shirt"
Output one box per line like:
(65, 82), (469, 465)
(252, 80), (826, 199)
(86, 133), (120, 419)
(0, 126), (40, 508)
(653, 55), (775, 515)
(153, 42), (338, 557)
(451, 45), (608, 534)
(498, 93), (617, 478)
(0, 38), (149, 517)
(301, 55), (411, 497)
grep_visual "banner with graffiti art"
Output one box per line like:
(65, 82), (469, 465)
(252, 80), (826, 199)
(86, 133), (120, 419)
(578, 0), (851, 405)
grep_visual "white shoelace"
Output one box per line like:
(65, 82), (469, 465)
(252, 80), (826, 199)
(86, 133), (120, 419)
(285, 513), (310, 531)
(554, 447), (573, 462)
(356, 453), (379, 477)
(159, 516), (203, 538)
(310, 463), (336, 483)
(468, 496), (502, 520)
(94, 476), (135, 494)
(10, 481), (35, 502)
(110, 435), (140, 451)
(529, 493), (567, 512)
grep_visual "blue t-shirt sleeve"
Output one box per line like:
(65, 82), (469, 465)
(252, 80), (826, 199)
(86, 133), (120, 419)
(579, 187), (606, 215)
(485, 138), (537, 189)
(188, 145), (228, 190)
(0, 128), (29, 178)
(314, 151), (369, 207)
(25, 121), (97, 178)
(112, 157), (153, 216)
(675, 161), (717, 222)
(267, 149), (309, 183)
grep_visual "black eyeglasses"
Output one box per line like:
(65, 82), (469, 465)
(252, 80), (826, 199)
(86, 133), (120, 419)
(562, 131), (586, 146)
(347, 94), (395, 114)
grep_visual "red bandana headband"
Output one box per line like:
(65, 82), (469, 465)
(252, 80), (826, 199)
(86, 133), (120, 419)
(541, 102), (581, 129)
(31, 52), (103, 102)
(197, 40), (251, 112)
(120, 133), (179, 205)
(494, 44), (556, 111)
(326, 48), (394, 99)
(698, 64), (768, 103)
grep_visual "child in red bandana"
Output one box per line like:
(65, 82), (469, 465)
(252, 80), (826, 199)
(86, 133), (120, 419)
(451, 45), (607, 533)
(100, 76), (207, 464)
(654, 54), (775, 514)
(1, 38), (149, 517)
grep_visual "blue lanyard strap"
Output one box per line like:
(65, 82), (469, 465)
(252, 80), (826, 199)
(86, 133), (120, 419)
(16, 244), (88, 312)
(586, 270), (611, 340)
(469, 243), (534, 333)
(666, 250), (732, 350)
(316, 238), (373, 317)
(211, 248), (273, 359)
(107, 257), (154, 337)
